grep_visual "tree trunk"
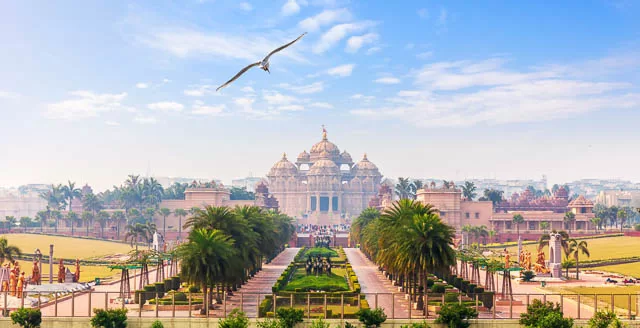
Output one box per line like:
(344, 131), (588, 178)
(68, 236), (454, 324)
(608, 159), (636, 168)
(575, 254), (580, 280)
(178, 217), (182, 241)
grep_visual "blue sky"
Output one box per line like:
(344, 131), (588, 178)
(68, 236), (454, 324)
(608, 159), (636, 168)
(1, 0), (640, 191)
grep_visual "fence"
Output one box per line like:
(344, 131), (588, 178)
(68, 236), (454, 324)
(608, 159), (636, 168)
(2, 291), (640, 320)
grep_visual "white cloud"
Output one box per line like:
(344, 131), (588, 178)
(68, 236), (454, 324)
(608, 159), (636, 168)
(263, 91), (297, 105)
(310, 102), (334, 109)
(278, 105), (304, 111)
(192, 100), (225, 116)
(438, 8), (448, 25)
(184, 85), (217, 97)
(298, 8), (351, 31)
(0, 91), (20, 99)
(241, 86), (255, 93)
(105, 120), (120, 126)
(147, 101), (184, 112)
(416, 51), (433, 59)
(239, 2), (253, 11)
(351, 55), (640, 127)
(137, 27), (306, 62)
(133, 115), (157, 124)
(346, 33), (378, 53)
(162, 78), (171, 83)
(279, 82), (324, 94)
(135, 83), (149, 89)
(45, 91), (129, 120)
(350, 94), (375, 101)
(327, 64), (354, 76)
(366, 47), (381, 55)
(313, 21), (374, 53)
(282, 0), (301, 16)
(417, 8), (429, 19)
(374, 77), (401, 84)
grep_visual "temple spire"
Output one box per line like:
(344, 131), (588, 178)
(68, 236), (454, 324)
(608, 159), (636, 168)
(322, 124), (327, 140)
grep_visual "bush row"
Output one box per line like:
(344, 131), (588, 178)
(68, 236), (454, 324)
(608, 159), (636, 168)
(134, 276), (180, 304)
(435, 272), (494, 310)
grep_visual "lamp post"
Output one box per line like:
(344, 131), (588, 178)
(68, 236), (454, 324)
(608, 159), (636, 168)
(34, 248), (42, 285)
(49, 244), (54, 284)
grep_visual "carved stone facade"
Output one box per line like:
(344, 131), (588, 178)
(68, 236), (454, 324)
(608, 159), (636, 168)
(267, 130), (382, 225)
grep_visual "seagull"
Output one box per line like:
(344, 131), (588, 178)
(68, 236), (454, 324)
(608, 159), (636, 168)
(216, 32), (307, 91)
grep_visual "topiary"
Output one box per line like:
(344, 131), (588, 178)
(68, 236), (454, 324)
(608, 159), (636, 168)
(10, 308), (42, 328)
(151, 320), (164, 328)
(431, 284), (446, 294)
(173, 292), (187, 302)
(522, 271), (536, 282)
(435, 303), (478, 328)
(90, 308), (128, 328)
(444, 293), (459, 303)
(275, 308), (304, 328)
(520, 299), (570, 328)
(587, 310), (624, 328)
(356, 307), (387, 328)
(219, 309), (249, 328)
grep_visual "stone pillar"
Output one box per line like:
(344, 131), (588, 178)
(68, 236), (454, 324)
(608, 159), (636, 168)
(49, 244), (54, 284)
(517, 237), (522, 264)
(549, 233), (563, 278)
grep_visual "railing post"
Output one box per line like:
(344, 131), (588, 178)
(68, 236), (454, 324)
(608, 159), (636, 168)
(425, 293), (429, 318)
(594, 294), (597, 314)
(509, 295), (513, 319)
(272, 293), (276, 314)
(240, 293), (244, 314)
(629, 294), (632, 320)
(290, 293), (294, 308)
(21, 291), (26, 309)
(54, 293), (58, 317)
(155, 292), (159, 318)
(577, 294), (581, 319)
(526, 294), (530, 308)
(71, 291), (75, 317)
(375, 293), (378, 309)
(189, 291), (192, 318)
(224, 291), (227, 318)
(341, 294), (345, 320)
(611, 294), (614, 312)
(560, 294), (563, 314)
(391, 293), (394, 319)
(324, 294), (327, 319)
(139, 293), (143, 318)
(492, 293), (496, 319)
(307, 294), (311, 319)
(172, 291), (176, 318)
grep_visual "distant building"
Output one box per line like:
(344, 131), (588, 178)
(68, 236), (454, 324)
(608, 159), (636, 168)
(0, 185), (48, 219)
(231, 177), (265, 193)
(596, 190), (640, 208)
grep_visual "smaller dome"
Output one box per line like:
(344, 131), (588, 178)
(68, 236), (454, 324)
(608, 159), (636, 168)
(297, 150), (310, 162)
(341, 150), (353, 163)
(353, 153), (380, 176)
(269, 153), (298, 177)
(308, 159), (340, 176)
(568, 195), (594, 207)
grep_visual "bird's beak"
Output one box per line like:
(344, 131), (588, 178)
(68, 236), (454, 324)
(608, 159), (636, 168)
(266, 68), (270, 74)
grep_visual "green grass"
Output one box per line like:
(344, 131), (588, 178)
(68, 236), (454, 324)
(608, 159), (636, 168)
(506, 236), (640, 262)
(282, 268), (349, 292)
(594, 262), (640, 278)
(0, 233), (133, 260)
(303, 247), (339, 259)
(552, 286), (640, 314)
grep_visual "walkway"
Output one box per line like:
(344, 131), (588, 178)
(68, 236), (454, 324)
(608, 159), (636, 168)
(344, 248), (419, 319)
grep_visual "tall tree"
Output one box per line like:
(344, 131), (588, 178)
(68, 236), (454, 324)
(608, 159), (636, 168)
(111, 211), (126, 239)
(96, 210), (111, 238)
(567, 239), (590, 280)
(229, 187), (256, 200)
(481, 189), (504, 206)
(5, 216), (16, 232)
(409, 180), (424, 199)
(540, 221), (550, 233)
(512, 214), (525, 239)
(124, 223), (153, 252)
(395, 177), (413, 200)
(590, 217), (601, 233)
(173, 208), (188, 241)
(0, 238), (21, 264)
(159, 208), (171, 236)
(563, 211), (576, 233)
(51, 210), (63, 232)
(61, 181), (82, 211)
(19, 217), (31, 233)
(617, 209), (628, 232)
(461, 181), (477, 201)
(66, 211), (79, 236)
(81, 211), (94, 237)
(82, 192), (103, 216)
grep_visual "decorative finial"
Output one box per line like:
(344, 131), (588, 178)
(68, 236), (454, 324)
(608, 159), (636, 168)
(322, 124), (327, 140)
(363, 153), (368, 160)
(282, 152), (287, 160)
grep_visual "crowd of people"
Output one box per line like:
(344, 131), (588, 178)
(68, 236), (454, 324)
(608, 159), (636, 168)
(296, 224), (350, 234)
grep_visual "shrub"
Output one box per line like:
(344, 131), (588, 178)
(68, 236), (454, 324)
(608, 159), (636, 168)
(444, 293), (458, 303)
(479, 292), (494, 310)
(344, 322), (357, 328)
(188, 285), (200, 293)
(400, 321), (431, 328)
(257, 319), (282, 328)
(172, 292), (187, 302)
(435, 303), (478, 328)
(522, 271), (536, 282)
(219, 309), (249, 328)
(275, 308), (304, 328)
(588, 310), (624, 328)
(10, 308), (42, 328)
(426, 279), (435, 288)
(310, 319), (331, 328)
(431, 284), (446, 294)
(356, 307), (387, 328)
(520, 299), (572, 328)
(151, 321), (164, 328)
(90, 308), (128, 328)
(467, 284), (476, 294)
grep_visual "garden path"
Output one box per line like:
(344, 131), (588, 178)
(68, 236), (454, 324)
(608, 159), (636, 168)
(344, 248), (423, 319)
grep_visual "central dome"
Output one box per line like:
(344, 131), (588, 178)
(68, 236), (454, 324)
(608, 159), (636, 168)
(309, 130), (341, 162)
(308, 159), (340, 176)
(268, 153), (298, 177)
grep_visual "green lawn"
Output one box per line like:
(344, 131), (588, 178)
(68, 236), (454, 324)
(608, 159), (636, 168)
(303, 247), (339, 259)
(0, 233), (133, 260)
(552, 286), (640, 314)
(594, 262), (640, 278)
(507, 236), (640, 262)
(282, 268), (349, 292)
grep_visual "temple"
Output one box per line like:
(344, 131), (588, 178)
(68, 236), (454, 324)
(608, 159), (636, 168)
(267, 128), (383, 225)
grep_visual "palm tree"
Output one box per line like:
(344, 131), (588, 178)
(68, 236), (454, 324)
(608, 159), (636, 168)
(83, 192), (103, 216)
(127, 208), (141, 224)
(96, 210), (111, 238)
(144, 207), (156, 224)
(0, 237), (21, 264)
(19, 217), (31, 233)
(5, 216), (16, 232)
(395, 177), (413, 199)
(189, 207), (201, 216)
(111, 211), (126, 239)
(124, 223), (154, 252)
(461, 181), (477, 201)
(512, 214), (524, 239)
(159, 208), (171, 236)
(61, 181), (82, 211)
(537, 229), (570, 253)
(66, 211), (79, 236)
(590, 217), (601, 233)
(488, 229), (497, 243)
(36, 210), (47, 232)
(174, 208), (188, 240)
(81, 211), (94, 237)
(540, 221), (550, 233)
(51, 210), (62, 233)
(567, 239), (590, 280)
(564, 211), (576, 233)
(176, 228), (236, 314)
(617, 209), (628, 232)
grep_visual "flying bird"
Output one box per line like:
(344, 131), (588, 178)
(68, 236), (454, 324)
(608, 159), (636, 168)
(216, 32), (307, 91)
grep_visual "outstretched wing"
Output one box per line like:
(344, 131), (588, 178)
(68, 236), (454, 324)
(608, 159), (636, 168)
(263, 32), (307, 62)
(216, 61), (261, 91)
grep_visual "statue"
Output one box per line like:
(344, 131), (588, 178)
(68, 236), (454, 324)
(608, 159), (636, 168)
(524, 251), (532, 271)
(519, 250), (525, 265)
(58, 259), (65, 283)
(74, 259), (80, 283)
(1, 264), (9, 291)
(534, 250), (550, 274)
(9, 268), (17, 296)
(504, 249), (511, 269)
(16, 272), (25, 298)
(12, 261), (20, 277)
(31, 260), (40, 285)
